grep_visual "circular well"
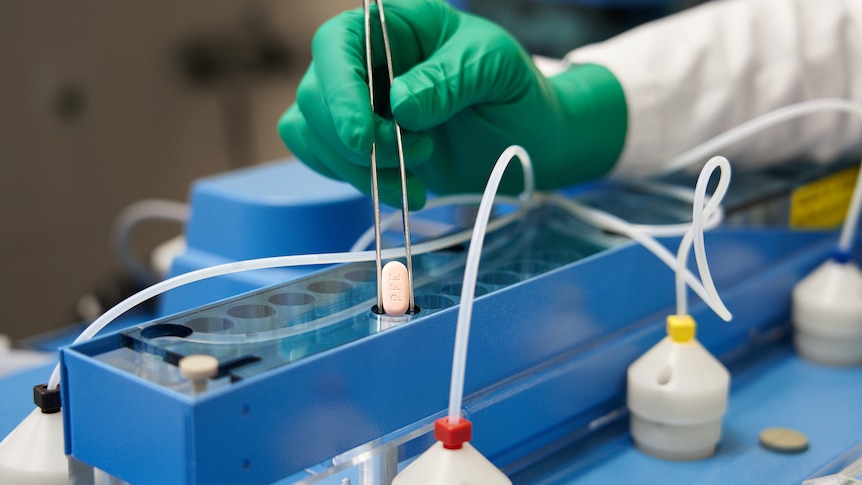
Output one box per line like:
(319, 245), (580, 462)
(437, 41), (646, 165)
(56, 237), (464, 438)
(140, 323), (193, 340)
(308, 280), (352, 294)
(413, 295), (454, 310)
(441, 283), (488, 298)
(344, 269), (375, 283)
(536, 249), (584, 265)
(478, 271), (520, 287)
(268, 292), (315, 307)
(503, 260), (553, 275)
(227, 304), (276, 319)
(186, 317), (235, 333)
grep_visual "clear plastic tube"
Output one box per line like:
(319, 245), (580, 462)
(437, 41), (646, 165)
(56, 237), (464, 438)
(674, 156), (732, 318)
(447, 145), (533, 424)
(46, 193), (534, 390)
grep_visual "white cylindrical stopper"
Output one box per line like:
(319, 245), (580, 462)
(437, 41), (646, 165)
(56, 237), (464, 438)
(793, 260), (862, 365)
(627, 337), (730, 460)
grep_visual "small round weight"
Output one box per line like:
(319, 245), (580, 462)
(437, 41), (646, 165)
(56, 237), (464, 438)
(759, 427), (809, 454)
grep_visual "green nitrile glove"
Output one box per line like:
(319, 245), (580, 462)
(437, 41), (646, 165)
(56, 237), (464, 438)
(278, 0), (627, 209)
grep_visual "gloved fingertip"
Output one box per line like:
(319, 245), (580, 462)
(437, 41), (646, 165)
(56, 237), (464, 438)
(336, 110), (374, 154)
(401, 133), (433, 167)
(390, 79), (425, 131)
(276, 106), (298, 142)
(378, 187), (402, 210)
(407, 185), (427, 211)
(278, 106), (314, 157)
(376, 177), (426, 211)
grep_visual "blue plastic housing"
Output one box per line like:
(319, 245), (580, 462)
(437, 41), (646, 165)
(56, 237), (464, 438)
(159, 161), (372, 316)
(61, 225), (835, 484)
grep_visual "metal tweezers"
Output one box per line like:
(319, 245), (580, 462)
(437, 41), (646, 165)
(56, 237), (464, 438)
(363, 0), (416, 315)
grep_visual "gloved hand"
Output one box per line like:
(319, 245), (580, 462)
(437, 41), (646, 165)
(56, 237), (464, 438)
(278, 0), (627, 209)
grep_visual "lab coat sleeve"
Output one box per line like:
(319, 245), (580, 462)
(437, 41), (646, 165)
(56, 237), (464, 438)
(564, 0), (862, 177)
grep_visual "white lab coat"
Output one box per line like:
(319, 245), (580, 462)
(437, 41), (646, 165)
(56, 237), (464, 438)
(538, 0), (862, 177)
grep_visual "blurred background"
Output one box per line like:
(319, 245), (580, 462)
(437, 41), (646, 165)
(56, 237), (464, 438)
(0, 0), (681, 343)
(0, 1), (348, 342)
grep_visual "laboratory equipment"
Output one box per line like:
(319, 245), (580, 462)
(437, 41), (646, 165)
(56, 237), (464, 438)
(0, 94), (857, 484)
(392, 146), (532, 484)
(391, 418), (510, 485)
(161, 161), (373, 315)
(57, 158), (850, 484)
(627, 156), (732, 461)
(793, 259), (862, 365)
(0, 412), (65, 484)
(628, 314), (730, 460)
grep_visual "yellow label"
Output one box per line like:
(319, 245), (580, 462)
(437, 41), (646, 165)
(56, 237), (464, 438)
(790, 166), (859, 229)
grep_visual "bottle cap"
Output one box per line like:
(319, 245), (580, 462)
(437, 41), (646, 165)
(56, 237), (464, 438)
(667, 315), (696, 343)
(435, 417), (472, 450)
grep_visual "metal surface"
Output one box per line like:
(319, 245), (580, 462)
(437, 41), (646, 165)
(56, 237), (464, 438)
(364, 0), (417, 314)
(375, 0), (417, 314)
(364, 0), (386, 313)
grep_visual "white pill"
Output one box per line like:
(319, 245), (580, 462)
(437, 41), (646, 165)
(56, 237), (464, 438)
(382, 261), (410, 316)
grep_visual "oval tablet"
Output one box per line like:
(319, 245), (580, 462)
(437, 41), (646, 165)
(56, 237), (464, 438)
(382, 261), (410, 316)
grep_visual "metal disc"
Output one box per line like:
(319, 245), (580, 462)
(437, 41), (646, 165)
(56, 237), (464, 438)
(759, 427), (809, 453)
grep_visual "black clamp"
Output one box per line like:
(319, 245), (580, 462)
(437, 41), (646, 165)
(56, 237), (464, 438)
(33, 384), (61, 414)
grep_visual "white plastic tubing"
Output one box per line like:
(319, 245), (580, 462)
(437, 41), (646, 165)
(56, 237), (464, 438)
(447, 145), (534, 424)
(113, 199), (190, 286)
(443, 148), (732, 423)
(548, 191), (732, 321)
(47, 99), (862, 400)
(46, 192), (538, 390)
(674, 156), (732, 318)
(664, 99), (862, 254)
(554, 158), (733, 321)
